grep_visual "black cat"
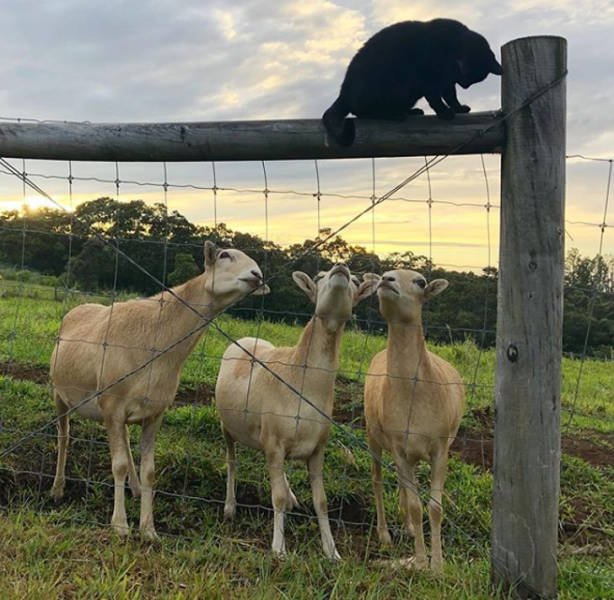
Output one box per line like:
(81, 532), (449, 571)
(322, 19), (502, 146)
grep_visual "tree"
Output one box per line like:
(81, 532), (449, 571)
(0, 207), (73, 275)
(563, 248), (614, 356)
(168, 253), (200, 286)
(68, 238), (117, 291)
(2, 203), (611, 357)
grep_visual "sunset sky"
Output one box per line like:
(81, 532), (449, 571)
(0, 1), (612, 271)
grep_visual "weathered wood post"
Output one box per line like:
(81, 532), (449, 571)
(492, 36), (567, 599)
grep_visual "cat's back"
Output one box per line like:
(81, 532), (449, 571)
(351, 20), (424, 63)
(351, 18), (467, 63)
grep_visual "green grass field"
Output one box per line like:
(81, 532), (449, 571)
(0, 284), (612, 599)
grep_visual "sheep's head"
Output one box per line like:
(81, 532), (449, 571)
(376, 269), (448, 323)
(292, 264), (378, 331)
(203, 241), (270, 302)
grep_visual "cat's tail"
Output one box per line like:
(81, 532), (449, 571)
(322, 96), (355, 146)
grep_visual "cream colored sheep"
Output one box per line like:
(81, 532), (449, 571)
(49, 241), (269, 539)
(364, 269), (465, 572)
(215, 264), (377, 558)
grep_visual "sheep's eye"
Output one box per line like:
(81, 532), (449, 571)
(415, 279), (426, 289)
(313, 274), (323, 282)
(218, 251), (231, 259)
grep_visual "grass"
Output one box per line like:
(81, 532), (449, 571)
(0, 284), (613, 598)
(0, 507), (611, 599)
(0, 508), (508, 599)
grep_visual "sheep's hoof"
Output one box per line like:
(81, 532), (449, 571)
(140, 527), (159, 542)
(430, 559), (444, 574)
(326, 548), (341, 561)
(50, 485), (65, 501)
(223, 505), (236, 520)
(111, 523), (131, 537)
(401, 555), (428, 571)
(271, 544), (287, 557)
(377, 529), (392, 546)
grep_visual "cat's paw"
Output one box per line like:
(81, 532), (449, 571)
(436, 107), (455, 120)
(455, 104), (471, 114)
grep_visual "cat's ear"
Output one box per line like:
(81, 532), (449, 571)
(490, 56), (503, 76)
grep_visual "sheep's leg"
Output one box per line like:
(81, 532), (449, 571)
(138, 412), (164, 540)
(266, 448), (288, 555)
(124, 425), (141, 498)
(307, 446), (340, 560)
(369, 439), (392, 545)
(50, 391), (70, 500)
(283, 474), (299, 511)
(222, 427), (237, 520)
(428, 451), (448, 573)
(394, 451), (427, 569)
(105, 415), (131, 536)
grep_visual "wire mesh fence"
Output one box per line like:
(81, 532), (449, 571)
(0, 133), (611, 572)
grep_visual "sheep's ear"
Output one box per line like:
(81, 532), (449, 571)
(424, 278), (448, 301)
(251, 283), (270, 296)
(490, 56), (503, 76)
(354, 273), (380, 305)
(292, 271), (317, 303)
(204, 241), (217, 269)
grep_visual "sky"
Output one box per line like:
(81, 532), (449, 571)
(0, 0), (612, 271)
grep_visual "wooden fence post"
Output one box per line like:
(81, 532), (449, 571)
(492, 36), (567, 599)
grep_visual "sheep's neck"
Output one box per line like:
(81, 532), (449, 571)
(150, 274), (218, 357)
(292, 316), (344, 377)
(386, 318), (428, 381)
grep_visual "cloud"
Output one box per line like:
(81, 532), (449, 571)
(213, 9), (238, 40)
(370, 0), (484, 27)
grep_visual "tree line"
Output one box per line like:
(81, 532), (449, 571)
(1, 198), (612, 357)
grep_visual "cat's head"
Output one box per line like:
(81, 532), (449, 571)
(456, 30), (502, 89)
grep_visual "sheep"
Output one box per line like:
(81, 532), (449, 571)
(215, 264), (378, 558)
(49, 240), (269, 539)
(364, 269), (465, 572)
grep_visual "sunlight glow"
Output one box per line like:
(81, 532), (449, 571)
(0, 194), (74, 214)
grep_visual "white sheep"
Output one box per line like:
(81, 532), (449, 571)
(215, 264), (377, 558)
(49, 241), (269, 539)
(364, 269), (465, 571)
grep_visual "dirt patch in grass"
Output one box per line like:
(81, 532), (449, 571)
(175, 383), (215, 407)
(452, 432), (494, 471)
(561, 434), (613, 469)
(0, 361), (49, 385)
(333, 376), (364, 426)
(454, 429), (614, 472)
(450, 406), (613, 472)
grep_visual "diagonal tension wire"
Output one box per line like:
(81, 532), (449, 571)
(0, 71), (568, 538)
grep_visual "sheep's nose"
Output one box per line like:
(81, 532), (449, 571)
(251, 269), (263, 282)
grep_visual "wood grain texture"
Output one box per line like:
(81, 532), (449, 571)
(0, 113), (503, 162)
(492, 36), (567, 600)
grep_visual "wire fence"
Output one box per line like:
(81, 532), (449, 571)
(0, 125), (612, 569)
